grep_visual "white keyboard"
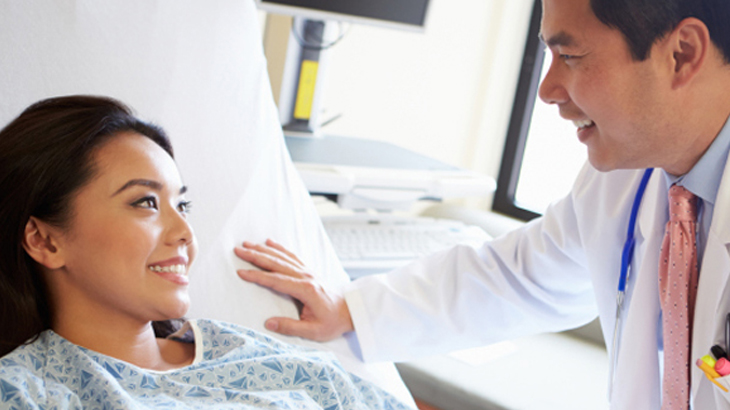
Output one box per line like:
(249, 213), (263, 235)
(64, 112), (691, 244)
(323, 215), (490, 278)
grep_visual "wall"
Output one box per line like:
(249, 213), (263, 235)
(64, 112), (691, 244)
(262, 0), (535, 208)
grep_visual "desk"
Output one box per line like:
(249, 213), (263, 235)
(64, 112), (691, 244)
(396, 333), (609, 410)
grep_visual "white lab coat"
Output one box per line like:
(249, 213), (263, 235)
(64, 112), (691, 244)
(345, 159), (730, 409)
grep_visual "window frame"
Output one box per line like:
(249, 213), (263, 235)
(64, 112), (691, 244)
(492, 0), (545, 222)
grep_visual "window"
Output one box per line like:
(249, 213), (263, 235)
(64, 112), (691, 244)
(492, 0), (587, 221)
(491, 1), (605, 347)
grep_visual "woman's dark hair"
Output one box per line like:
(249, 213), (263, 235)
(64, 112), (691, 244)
(591, 0), (730, 63)
(0, 95), (181, 357)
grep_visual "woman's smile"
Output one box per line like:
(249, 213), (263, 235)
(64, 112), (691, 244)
(149, 256), (190, 285)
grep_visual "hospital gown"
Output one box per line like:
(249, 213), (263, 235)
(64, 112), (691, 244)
(0, 319), (411, 410)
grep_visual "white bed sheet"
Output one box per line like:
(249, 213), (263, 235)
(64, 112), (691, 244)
(0, 0), (414, 406)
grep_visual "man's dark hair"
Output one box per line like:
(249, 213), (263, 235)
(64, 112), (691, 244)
(591, 0), (730, 63)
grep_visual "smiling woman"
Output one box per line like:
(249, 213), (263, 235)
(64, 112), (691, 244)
(0, 95), (412, 409)
(0, 96), (180, 355)
(38, 131), (199, 367)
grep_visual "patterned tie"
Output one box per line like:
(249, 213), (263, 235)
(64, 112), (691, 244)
(658, 184), (699, 410)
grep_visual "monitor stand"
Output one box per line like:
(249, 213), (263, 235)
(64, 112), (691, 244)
(278, 18), (340, 138)
(286, 135), (496, 211)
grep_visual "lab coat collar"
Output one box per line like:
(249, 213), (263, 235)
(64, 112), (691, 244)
(636, 155), (730, 265)
(708, 153), (730, 244)
(636, 169), (668, 247)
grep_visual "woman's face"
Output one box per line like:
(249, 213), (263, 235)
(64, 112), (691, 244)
(53, 132), (197, 323)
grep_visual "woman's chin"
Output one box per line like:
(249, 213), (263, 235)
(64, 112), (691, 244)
(154, 296), (191, 321)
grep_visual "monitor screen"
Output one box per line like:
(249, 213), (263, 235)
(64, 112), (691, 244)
(256, 0), (430, 31)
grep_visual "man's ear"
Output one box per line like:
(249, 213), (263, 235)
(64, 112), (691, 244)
(668, 17), (711, 89)
(22, 217), (66, 270)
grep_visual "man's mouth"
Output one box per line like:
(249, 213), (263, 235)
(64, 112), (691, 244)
(573, 119), (595, 130)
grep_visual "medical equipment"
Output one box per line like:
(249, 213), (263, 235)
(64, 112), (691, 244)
(287, 135), (496, 211)
(255, 0), (430, 31)
(256, 0), (432, 137)
(609, 167), (655, 398)
(323, 214), (490, 278)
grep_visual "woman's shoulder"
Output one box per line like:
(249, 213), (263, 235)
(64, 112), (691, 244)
(189, 319), (323, 361)
(1, 331), (54, 374)
(0, 332), (81, 408)
(192, 318), (279, 342)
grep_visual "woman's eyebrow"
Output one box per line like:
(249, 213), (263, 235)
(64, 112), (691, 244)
(112, 179), (188, 196)
(112, 179), (163, 196)
(112, 179), (188, 197)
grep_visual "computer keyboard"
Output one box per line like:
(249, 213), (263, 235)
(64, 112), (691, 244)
(323, 214), (491, 279)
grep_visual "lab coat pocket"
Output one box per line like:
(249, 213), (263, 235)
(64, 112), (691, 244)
(708, 373), (730, 410)
(712, 373), (730, 399)
(718, 374), (730, 391)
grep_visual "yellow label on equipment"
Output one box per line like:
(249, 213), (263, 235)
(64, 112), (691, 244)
(293, 60), (319, 120)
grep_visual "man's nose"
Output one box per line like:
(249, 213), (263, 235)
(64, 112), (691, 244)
(537, 59), (569, 105)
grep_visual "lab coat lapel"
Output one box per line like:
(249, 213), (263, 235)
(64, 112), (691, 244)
(691, 156), (730, 401)
(613, 170), (667, 409)
(636, 170), (668, 248)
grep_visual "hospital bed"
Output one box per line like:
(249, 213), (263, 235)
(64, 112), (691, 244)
(0, 0), (414, 406)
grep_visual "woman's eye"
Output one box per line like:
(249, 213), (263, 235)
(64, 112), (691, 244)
(133, 197), (158, 210)
(177, 200), (192, 214)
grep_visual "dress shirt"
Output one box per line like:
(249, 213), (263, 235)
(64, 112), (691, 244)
(664, 116), (730, 264)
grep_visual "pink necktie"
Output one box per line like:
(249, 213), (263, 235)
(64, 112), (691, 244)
(658, 185), (699, 410)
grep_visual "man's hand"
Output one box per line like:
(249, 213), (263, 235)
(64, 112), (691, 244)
(234, 239), (355, 341)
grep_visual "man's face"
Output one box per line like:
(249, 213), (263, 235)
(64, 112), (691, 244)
(538, 0), (674, 172)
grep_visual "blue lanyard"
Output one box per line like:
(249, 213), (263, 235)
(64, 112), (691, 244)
(618, 168), (655, 294)
(610, 167), (654, 400)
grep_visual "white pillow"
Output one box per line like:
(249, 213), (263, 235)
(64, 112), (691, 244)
(0, 0), (413, 405)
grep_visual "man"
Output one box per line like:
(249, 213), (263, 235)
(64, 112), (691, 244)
(237, 0), (730, 408)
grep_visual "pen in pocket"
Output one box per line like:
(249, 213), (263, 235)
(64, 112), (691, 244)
(697, 359), (728, 392)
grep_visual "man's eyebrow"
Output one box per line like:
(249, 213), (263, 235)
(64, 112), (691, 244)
(539, 31), (577, 48)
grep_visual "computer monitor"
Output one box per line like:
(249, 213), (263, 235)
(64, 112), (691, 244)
(255, 0), (494, 211)
(257, 0), (431, 137)
(255, 0), (430, 32)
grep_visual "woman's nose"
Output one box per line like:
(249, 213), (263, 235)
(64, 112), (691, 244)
(166, 207), (195, 246)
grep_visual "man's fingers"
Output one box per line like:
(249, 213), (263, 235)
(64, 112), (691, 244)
(234, 247), (299, 278)
(237, 269), (312, 302)
(242, 241), (301, 269)
(266, 317), (330, 341)
(265, 238), (304, 266)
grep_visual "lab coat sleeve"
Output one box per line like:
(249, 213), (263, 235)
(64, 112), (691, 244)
(344, 166), (598, 363)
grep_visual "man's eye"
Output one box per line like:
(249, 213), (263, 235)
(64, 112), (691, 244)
(177, 200), (192, 214)
(134, 197), (158, 209)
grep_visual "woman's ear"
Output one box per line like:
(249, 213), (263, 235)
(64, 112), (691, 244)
(22, 217), (66, 270)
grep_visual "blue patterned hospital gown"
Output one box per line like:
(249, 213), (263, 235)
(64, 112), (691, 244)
(0, 319), (411, 410)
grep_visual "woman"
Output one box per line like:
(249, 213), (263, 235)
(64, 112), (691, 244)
(0, 95), (410, 409)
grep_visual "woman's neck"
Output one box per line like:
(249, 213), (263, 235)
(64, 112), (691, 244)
(52, 307), (194, 371)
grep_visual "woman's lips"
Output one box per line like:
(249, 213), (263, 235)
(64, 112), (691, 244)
(148, 256), (189, 285)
